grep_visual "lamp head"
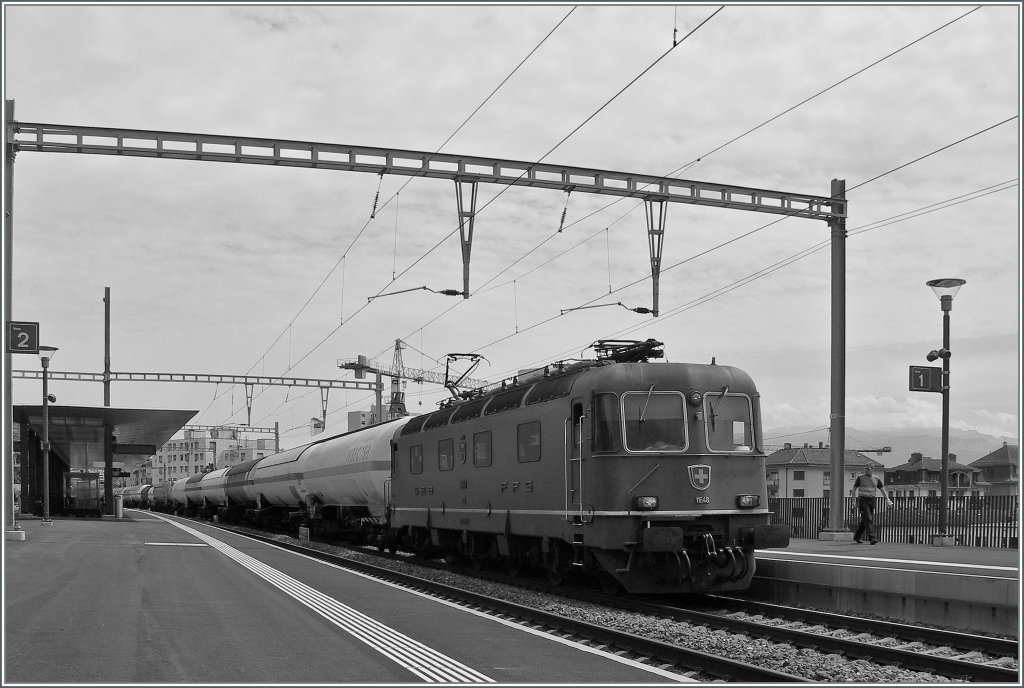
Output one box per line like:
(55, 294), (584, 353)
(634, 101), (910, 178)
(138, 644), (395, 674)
(46, 393), (56, 403)
(926, 349), (951, 362)
(926, 278), (966, 309)
(37, 345), (59, 364)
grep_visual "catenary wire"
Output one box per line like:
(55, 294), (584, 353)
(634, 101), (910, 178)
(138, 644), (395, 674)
(248, 176), (1017, 432)
(394, 5), (991, 342)
(216, 10), (1007, 430)
(199, 8), (578, 425)
(226, 4), (726, 419)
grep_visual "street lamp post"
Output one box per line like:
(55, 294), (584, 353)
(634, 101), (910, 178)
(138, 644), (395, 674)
(925, 278), (965, 543)
(37, 345), (58, 525)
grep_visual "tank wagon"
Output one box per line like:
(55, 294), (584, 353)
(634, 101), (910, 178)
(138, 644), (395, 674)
(163, 340), (789, 594)
(122, 484), (152, 508)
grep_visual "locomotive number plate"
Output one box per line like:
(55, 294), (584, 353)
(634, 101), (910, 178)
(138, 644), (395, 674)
(695, 495), (710, 504)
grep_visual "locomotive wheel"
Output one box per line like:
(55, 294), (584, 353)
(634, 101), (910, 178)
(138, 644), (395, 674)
(504, 557), (522, 577)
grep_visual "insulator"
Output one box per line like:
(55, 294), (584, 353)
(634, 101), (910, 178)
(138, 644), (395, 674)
(370, 190), (380, 219)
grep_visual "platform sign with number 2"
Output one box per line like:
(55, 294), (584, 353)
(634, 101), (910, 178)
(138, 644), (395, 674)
(6, 321), (40, 354)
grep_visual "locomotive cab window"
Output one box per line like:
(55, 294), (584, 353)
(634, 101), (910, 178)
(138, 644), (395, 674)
(438, 438), (455, 471)
(409, 444), (423, 474)
(473, 431), (492, 467)
(703, 393), (754, 452)
(592, 393), (620, 453)
(517, 422), (541, 462)
(622, 391), (687, 452)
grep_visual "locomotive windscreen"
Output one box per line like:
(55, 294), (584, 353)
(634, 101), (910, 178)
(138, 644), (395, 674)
(622, 391), (687, 452)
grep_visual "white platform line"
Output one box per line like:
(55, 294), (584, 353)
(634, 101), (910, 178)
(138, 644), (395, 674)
(150, 513), (494, 683)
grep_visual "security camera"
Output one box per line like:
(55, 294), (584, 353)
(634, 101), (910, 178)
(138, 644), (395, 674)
(926, 349), (951, 362)
(46, 393), (56, 403)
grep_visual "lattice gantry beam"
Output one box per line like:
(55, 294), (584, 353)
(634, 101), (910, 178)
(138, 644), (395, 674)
(12, 370), (378, 391)
(9, 122), (842, 220)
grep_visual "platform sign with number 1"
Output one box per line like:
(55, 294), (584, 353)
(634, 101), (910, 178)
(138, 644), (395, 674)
(7, 321), (40, 355)
(908, 365), (943, 393)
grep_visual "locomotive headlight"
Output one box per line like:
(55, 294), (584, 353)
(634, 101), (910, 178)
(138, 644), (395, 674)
(633, 496), (659, 511)
(736, 494), (760, 509)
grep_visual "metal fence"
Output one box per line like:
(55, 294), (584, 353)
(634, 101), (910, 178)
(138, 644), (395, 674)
(768, 495), (1020, 549)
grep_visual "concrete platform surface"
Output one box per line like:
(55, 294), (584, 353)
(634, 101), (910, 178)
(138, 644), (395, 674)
(4, 515), (692, 684)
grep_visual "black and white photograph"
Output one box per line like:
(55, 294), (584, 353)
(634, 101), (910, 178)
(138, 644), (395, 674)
(3, 2), (1020, 684)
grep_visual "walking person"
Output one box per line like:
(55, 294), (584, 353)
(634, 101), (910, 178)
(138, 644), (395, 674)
(851, 464), (893, 544)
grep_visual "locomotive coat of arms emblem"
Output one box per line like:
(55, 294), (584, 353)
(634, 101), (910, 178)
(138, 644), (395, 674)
(688, 464), (712, 490)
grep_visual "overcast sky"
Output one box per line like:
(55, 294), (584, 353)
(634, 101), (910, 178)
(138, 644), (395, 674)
(3, 2), (1020, 451)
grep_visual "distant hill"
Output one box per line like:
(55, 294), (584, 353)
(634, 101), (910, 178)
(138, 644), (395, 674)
(763, 426), (1017, 468)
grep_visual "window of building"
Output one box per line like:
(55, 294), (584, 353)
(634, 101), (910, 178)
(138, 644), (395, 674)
(438, 439), (455, 471)
(409, 445), (423, 475)
(517, 422), (541, 462)
(793, 470), (805, 480)
(793, 489), (805, 497)
(473, 431), (492, 467)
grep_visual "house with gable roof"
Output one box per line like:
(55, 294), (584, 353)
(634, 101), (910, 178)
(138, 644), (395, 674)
(885, 452), (985, 498)
(969, 441), (1019, 496)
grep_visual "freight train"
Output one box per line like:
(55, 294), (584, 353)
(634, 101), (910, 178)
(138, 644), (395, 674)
(144, 339), (790, 594)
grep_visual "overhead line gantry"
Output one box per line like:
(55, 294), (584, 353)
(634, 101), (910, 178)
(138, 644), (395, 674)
(10, 369), (378, 427)
(7, 119), (842, 314)
(4, 102), (851, 538)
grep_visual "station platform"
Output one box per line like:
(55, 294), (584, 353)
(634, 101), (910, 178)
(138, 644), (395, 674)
(5, 515), (692, 684)
(749, 538), (1020, 636)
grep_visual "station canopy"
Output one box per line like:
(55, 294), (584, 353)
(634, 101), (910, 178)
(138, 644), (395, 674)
(14, 405), (197, 473)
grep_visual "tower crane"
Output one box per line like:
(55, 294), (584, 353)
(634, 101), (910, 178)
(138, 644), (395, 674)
(338, 339), (490, 422)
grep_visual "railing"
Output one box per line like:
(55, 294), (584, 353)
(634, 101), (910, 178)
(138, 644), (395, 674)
(768, 495), (1020, 548)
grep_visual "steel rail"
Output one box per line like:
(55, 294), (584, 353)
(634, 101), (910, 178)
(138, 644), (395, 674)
(703, 594), (1018, 658)
(636, 598), (1018, 683)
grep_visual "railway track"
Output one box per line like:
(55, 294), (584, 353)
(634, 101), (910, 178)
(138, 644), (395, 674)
(188, 517), (1018, 682)
(618, 596), (1018, 683)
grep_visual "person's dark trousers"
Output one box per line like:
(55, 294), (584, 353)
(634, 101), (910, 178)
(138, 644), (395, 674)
(854, 496), (877, 542)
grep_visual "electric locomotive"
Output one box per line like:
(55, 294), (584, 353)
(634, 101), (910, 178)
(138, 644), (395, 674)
(388, 339), (790, 594)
